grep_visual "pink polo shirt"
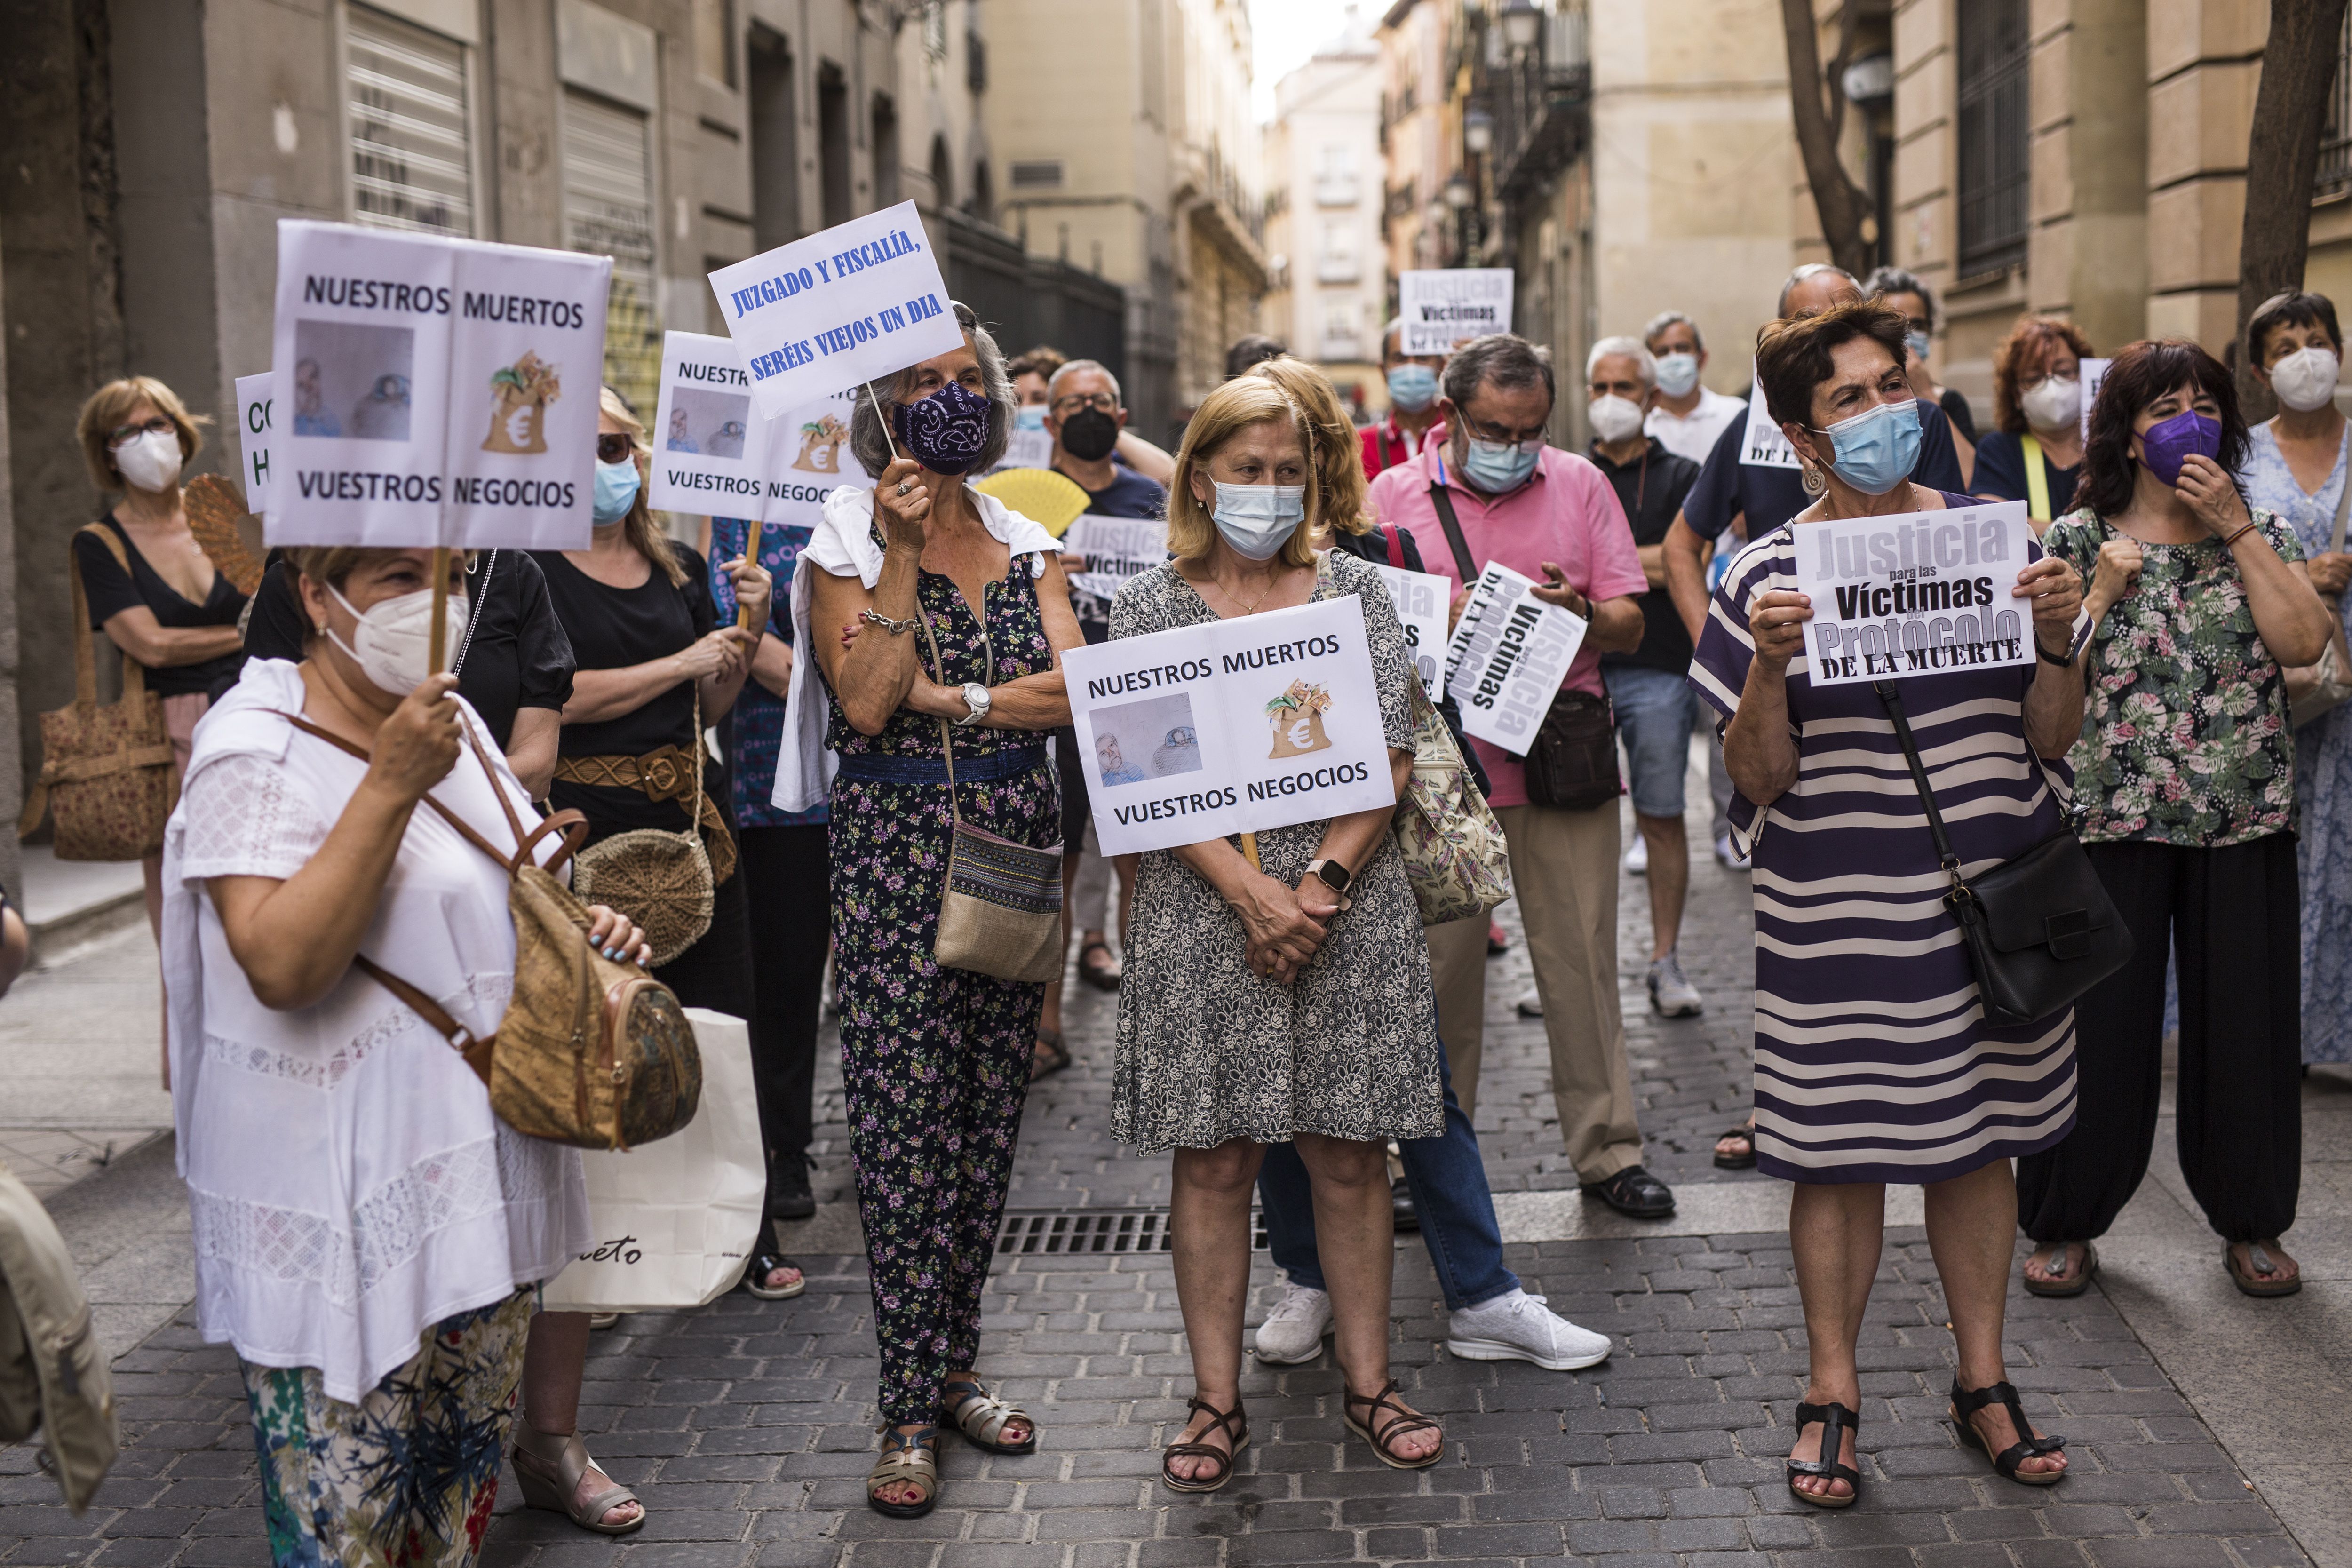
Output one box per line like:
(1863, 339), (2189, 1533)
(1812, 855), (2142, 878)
(1366, 442), (1647, 808)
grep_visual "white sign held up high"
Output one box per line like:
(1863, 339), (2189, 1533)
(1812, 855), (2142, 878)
(708, 200), (965, 421)
(1444, 563), (1589, 756)
(234, 373), (275, 515)
(1790, 500), (2037, 687)
(650, 332), (770, 517)
(1064, 597), (1396, 857)
(1398, 269), (1514, 356)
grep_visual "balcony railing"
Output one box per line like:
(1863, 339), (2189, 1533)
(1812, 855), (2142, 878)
(1481, 5), (1593, 203)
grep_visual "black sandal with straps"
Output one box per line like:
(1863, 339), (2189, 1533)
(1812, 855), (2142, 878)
(1343, 1380), (1443, 1470)
(1949, 1378), (2066, 1485)
(1786, 1400), (1863, 1509)
(1161, 1396), (1248, 1493)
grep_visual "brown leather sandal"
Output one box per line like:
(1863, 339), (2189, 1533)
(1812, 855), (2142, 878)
(1160, 1396), (1248, 1493)
(2225, 1240), (2301, 1297)
(1343, 1379), (1443, 1470)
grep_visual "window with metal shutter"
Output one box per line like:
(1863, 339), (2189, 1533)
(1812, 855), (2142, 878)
(346, 5), (475, 237)
(563, 89), (662, 420)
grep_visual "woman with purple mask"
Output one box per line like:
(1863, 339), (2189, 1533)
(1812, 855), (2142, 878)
(2021, 338), (2333, 1301)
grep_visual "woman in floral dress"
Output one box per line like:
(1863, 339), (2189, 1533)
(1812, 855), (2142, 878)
(2021, 339), (2334, 1299)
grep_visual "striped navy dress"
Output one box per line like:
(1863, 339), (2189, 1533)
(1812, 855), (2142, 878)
(1688, 499), (2078, 1184)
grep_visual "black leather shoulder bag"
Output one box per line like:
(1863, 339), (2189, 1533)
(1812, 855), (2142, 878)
(1873, 680), (2132, 1027)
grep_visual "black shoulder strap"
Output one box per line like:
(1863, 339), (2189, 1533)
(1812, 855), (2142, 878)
(1426, 475), (1478, 582)
(1873, 681), (1961, 877)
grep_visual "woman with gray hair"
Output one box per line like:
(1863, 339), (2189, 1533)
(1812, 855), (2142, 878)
(781, 302), (1085, 1519)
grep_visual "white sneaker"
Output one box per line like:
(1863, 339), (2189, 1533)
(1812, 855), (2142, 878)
(1623, 834), (1648, 874)
(1252, 1280), (1332, 1364)
(1647, 952), (1703, 1018)
(1446, 1289), (1613, 1371)
(1714, 833), (1747, 870)
(1515, 987), (1544, 1018)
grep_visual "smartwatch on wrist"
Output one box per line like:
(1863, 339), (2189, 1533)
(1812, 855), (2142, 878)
(1304, 857), (1353, 896)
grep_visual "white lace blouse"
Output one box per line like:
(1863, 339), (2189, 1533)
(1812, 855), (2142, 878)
(161, 660), (588, 1403)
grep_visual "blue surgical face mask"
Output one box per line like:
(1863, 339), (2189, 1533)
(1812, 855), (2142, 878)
(1208, 480), (1308, 560)
(1905, 329), (1933, 363)
(1653, 352), (1700, 398)
(1810, 398), (1923, 496)
(1014, 404), (1048, 432)
(592, 459), (641, 524)
(1459, 436), (1543, 494)
(1386, 363), (1439, 414)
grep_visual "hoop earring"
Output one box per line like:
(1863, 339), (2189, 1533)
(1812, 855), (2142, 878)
(1799, 459), (1829, 497)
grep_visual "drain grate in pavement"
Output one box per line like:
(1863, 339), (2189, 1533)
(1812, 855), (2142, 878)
(995, 1209), (1272, 1254)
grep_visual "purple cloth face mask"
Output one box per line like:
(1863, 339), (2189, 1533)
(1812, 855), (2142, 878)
(894, 379), (994, 476)
(2138, 409), (2221, 487)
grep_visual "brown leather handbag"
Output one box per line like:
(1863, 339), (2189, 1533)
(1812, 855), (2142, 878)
(285, 713), (704, 1152)
(18, 525), (178, 860)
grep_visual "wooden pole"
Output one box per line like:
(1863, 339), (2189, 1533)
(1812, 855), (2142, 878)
(428, 545), (451, 676)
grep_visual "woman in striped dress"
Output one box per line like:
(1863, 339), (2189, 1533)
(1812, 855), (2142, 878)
(1690, 303), (2086, 1509)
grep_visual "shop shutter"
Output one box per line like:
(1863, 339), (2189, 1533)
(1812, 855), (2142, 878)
(346, 5), (475, 237)
(563, 89), (662, 420)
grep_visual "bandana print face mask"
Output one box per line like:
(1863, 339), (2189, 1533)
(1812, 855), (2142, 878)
(894, 379), (994, 475)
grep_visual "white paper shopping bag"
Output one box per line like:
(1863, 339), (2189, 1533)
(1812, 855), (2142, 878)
(542, 1008), (765, 1312)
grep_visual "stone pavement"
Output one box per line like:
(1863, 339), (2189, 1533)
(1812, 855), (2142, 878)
(5, 772), (2349, 1568)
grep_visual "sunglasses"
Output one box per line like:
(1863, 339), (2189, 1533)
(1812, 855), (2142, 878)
(596, 433), (634, 463)
(109, 417), (177, 449)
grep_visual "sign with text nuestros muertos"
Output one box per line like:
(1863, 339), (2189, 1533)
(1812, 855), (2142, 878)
(1443, 563), (1589, 756)
(1398, 269), (1514, 356)
(1791, 500), (2036, 687)
(707, 200), (965, 422)
(648, 332), (865, 527)
(1064, 596), (1397, 856)
(1370, 562), (1451, 702)
(235, 373), (275, 515)
(269, 220), (611, 547)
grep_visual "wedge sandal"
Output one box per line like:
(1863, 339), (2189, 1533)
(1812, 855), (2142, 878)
(866, 1426), (940, 1518)
(511, 1425), (644, 1535)
(1949, 1378), (2066, 1486)
(1160, 1397), (1248, 1493)
(1343, 1380), (1443, 1470)
(1785, 1399), (1862, 1509)
(941, 1378), (1036, 1455)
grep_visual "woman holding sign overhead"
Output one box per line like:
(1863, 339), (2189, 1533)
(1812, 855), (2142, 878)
(794, 302), (1083, 1520)
(1689, 301), (2088, 1506)
(1109, 375), (1446, 1492)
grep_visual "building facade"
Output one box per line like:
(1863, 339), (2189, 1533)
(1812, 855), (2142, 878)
(1263, 16), (1386, 416)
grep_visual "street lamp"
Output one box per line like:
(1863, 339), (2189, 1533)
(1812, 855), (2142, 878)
(1463, 109), (1494, 155)
(1443, 173), (1474, 209)
(1500, 0), (1542, 53)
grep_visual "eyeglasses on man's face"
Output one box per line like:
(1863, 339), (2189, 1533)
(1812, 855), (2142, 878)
(109, 417), (176, 450)
(1052, 393), (1118, 415)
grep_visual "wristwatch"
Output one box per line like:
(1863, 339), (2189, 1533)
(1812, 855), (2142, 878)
(954, 682), (992, 727)
(1304, 857), (1353, 896)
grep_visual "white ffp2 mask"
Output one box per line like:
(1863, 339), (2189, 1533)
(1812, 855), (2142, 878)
(1589, 395), (1646, 444)
(2020, 376), (2081, 432)
(327, 583), (468, 697)
(114, 429), (183, 493)
(2270, 347), (2343, 413)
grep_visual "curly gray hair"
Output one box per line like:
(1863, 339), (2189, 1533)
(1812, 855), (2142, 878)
(848, 300), (1015, 478)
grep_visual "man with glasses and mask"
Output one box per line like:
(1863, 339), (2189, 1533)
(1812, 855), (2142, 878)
(1365, 333), (1675, 1220)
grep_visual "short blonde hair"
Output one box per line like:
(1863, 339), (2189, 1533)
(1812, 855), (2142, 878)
(76, 376), (208, 493)
(1165, 378), (1319, 570)
(1246, 356), (1370, 537)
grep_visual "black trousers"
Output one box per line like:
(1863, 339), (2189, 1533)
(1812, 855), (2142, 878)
(2016, 834), (2302, 1246)
(651, 856), (756, 1021)
(738, 823), (834, 1212)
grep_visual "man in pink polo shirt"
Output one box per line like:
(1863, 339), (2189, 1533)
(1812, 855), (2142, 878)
(1367, 334), (1674, 1220)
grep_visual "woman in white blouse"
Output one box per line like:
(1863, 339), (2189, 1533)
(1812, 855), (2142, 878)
(162, 545), (651, 1568)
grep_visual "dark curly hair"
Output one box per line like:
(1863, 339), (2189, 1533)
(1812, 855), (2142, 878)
(1753, 300), (1910, 432)
(2076, 338), (2249, 518)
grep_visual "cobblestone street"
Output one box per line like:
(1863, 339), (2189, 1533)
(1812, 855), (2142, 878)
(6, 780), (2351, 1568)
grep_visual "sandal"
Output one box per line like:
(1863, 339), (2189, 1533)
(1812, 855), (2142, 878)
(1077, 939), (1122, 991)
(1342, 1380), (1443, 1470)
(1785, 1400), (1862, 1510)
(742, 1244), (805, 1300)
(1161, 1396), (1248, 1493)
(1713, 1122), (1757, 1170)
(1949, 1378), (2066, 1486)
(941, 1378), (1036, 1454)
(1031, 1028), (1073, 1081)
(866, 1426), (940, 1518)
(2225, 1240), (2302, 1297)
(2023, 1241), (2096, 1298)
(511, 1425), (645, 1535)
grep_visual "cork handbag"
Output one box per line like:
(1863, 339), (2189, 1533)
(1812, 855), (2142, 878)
(567, 692), (716, 969)
(17, 525), (177, 861)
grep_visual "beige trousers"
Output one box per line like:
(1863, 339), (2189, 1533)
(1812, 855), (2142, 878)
(1425, 800), (1644, 1184)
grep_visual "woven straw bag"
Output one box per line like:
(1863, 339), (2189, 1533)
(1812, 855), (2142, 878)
(286, 712), (703, 1151)
(17, 525), (178, 860)
(569, 692), (716, 968)
(1392, 683), (1513, 926)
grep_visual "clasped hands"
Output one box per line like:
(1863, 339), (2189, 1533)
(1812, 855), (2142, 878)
(1234, 866), (1346, 986)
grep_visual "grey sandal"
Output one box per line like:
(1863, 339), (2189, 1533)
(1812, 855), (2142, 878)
(941, 1377), (1036, 1454)
(866, 1426), (940, 1518)
(511, 1425), (644, 1535)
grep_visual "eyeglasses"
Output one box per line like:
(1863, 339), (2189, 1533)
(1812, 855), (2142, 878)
(596, 433), (634, 463)
(108, 417), (176, 449)
(1461, 414), (1549, 445)
(1052, 393), (1118, 415)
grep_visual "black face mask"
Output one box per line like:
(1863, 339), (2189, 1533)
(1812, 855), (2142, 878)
(1058, 407), (1120, 462)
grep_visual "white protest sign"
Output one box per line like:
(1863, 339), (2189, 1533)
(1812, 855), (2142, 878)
(2079, 357), (2111, 444)
(269, 220), (610, 547)
(1065, 596), (1397, 856)
(762, 385), (861, 527)
(1000, 424), (1055, 471)
(1371, 562), (1450, 701)
(708, 199), (965, 422)
(1740, 379), (1800, 470)
(1443, 563), (1589, 756)
(234, 373), (274, 514)
(650, 332), (769, 517)
(1791, 499), (2035, 687)
(1065, 513), (1169, 603)
(1398, 269), (1514, 356)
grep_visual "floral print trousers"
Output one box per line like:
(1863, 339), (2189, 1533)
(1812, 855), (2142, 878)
(830, 769), (1052, 1426)
(238, 1290), (532, 1568)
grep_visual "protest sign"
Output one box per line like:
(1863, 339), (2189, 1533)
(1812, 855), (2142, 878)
(1000, 424), (1054, 471)
(1370, 562), (1451, 701)
(269, 220), (610, 548)
(1443, 563), (1589, 755)
(1064, 513), (1169, 603)
(1740, 379), (1800, 470)
(1790, 499), (2035, 687)
(234, 373), (274, 514)
(1398, 269), (1514, 356)
(762, 384), (860, 527)
(1064, 596), (1397, 856)
(708, 199), (965, 421)
(650, 332), (769, 517)
(2079, 357), (2111, 444)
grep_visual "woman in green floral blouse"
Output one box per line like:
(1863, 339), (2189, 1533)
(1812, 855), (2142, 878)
(2020, 339), (2333, 1300)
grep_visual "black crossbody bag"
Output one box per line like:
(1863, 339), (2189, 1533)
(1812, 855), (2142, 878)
(1873, 680), (2132, 1027)
(1429, 478), (1621, 811)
